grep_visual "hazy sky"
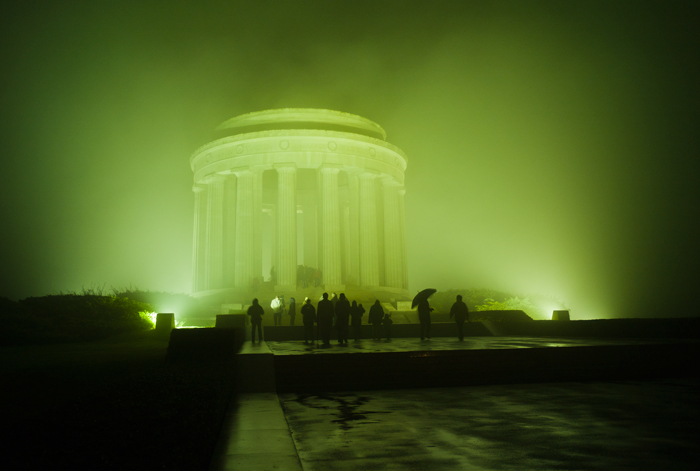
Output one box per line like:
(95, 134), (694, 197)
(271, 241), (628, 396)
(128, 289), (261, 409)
(1, 1), (698, 319)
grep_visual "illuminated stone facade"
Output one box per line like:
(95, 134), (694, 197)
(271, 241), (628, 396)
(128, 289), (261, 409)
(190, 109), (408, 298)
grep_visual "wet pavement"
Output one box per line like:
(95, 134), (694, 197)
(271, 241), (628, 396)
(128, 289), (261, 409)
(279, 379), (700, 470)
(265, 336), (687, 356)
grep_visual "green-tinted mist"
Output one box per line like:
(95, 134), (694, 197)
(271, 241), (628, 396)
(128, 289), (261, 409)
(0, 1), (698, 319)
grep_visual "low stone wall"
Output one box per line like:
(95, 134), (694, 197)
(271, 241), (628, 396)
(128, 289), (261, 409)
(274, 342), (700, 392)
(261, 317), (700, 341)
(166, 327), (244, 362)
(482, 317), (700, 339)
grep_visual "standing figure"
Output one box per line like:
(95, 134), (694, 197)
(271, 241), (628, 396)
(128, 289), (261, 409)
(288, 297), (296, 326)
(335, 293), (351, 345)
(317, 292), (334, 348)
(271, 296), (283, 326)
(417, 299), (433, 340)
(369, 300), (384, 340)
(247, 298), (264, 343)
(301, 297), (316, 344)
(449, 295), (470, 341)
(350, 301), (365, 341)
(383, 312), (393, 340)
(330, 293), (338, 327)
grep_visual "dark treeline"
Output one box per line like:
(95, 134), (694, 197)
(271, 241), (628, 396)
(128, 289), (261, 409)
(0, 294), (154, 345)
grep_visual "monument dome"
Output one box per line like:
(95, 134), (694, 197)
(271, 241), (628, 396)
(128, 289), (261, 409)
(190, 108), (408, 302)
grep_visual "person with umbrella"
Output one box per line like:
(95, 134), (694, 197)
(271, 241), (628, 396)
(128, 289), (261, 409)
(369, 300), (384, 340)
(412, 288), (436, 341)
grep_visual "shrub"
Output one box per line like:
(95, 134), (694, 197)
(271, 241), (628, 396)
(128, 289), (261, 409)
(0, 294), (155, 345)
(112, 287), (201, 319)
(430, 289), (566, 320)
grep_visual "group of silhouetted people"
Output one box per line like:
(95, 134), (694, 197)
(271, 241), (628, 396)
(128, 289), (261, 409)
(247, 294), (470, 344)
(299, 293), (393, 347)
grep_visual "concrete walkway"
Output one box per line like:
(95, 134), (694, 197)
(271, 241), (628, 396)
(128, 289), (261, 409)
(209, 392), (303, 471)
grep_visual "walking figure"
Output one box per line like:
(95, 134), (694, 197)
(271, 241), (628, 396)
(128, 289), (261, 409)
(271, 295), (285, 326)
(383, 312), (393, 340)
(288, 297), (296, 326)
(350, 301), (365, 341)
(335, 293), (350, 345)
(247, 298), (264, 343)
(301, 297), (316, 344)
(369, 300), (384, 340)
(317, 292), (334, 348)
(450, 295), (470, 341)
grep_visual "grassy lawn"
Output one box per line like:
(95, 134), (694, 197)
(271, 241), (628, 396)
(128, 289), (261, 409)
(2, 330), (236, 470)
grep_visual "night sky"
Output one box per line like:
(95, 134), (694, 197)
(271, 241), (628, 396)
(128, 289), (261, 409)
(1, 1), (698, 319)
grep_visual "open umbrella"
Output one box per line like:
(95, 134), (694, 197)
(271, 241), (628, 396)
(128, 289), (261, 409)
(412, 288), (437, 309)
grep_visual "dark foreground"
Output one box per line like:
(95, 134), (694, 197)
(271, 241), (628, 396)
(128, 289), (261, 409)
(278, 379), (700, 470)
(2, 331), (235, 470)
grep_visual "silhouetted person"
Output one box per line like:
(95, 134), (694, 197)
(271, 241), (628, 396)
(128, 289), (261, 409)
(301, 297), (316, 344)
(317, 292), (334, 347)
(383, 312), (393, 340)
(335, 293), (350, 345)
(350, 301), (365, 341)
(270, 266), (277, 285)
(418, 299), (433, 340)
(450, 295), (470, 341)
(289, 297), (296, 326)
(369, 300), (384, 340)
(252, 276), (259, 292)
(247, 298), (264, 343)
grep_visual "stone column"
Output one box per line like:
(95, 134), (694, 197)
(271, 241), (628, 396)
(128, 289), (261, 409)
(253, 169), (264, 284)
(320, 167), (344, 289)
(205, 175), (225, 290)
(223, 175), (237, 287)
(398, 187), (408, 290)
(234, 170), (255, 289)
(347, 172), (360, 286)
(358, 172), (379, 287)
(303, 199), (318, 269)
(382, 177), (402, 289)
(191, 185), (207, 293)
(276, 165), (297, 291)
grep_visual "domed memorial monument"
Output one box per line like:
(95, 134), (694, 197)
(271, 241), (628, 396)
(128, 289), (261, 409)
(190, 109), (408, 302)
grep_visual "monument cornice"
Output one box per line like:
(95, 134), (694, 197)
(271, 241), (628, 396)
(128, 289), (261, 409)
(191, 129), (407, 166)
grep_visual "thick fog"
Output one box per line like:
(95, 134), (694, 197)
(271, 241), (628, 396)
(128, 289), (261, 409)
(1, 1), (698, 318)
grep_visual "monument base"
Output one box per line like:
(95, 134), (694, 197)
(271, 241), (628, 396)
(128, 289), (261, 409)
(274, 284), (296, 293)
(323, 284), (346, 293)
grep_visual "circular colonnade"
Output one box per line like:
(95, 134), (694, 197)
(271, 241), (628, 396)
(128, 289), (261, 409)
(190, 108), (408, 301)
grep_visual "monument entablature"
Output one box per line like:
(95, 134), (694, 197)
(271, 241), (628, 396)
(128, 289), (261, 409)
(190, 108), (409, 302)
(191, 129), (407, 185)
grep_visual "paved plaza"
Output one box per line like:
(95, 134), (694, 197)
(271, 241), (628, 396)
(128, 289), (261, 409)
(211, 338), (700, 470)
(212, 379), (699, 471)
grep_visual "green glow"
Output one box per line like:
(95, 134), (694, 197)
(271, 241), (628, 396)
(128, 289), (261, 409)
(0, 2), (696, 321)
(140, 311), (158, 328)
